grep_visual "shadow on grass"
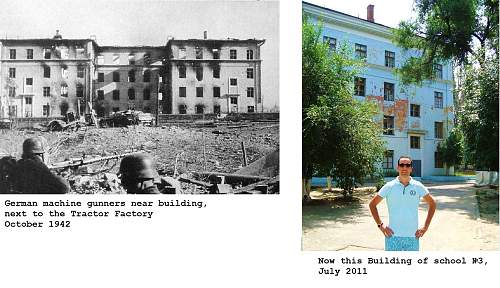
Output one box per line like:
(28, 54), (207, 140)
(476, 188), (499, 224)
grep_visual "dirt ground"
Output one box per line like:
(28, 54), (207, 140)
(0, 123), (279, 193)
(302, 183), (499, 251)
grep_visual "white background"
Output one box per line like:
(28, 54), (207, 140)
(0, 1), (498, 287)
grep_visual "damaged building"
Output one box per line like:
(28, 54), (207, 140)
(303, 2), (455, 178)
(0, 31), (265, 118)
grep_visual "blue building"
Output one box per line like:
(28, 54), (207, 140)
(303, 2), (455, 178)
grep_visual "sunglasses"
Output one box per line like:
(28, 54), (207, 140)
(398, 163), (412, 168)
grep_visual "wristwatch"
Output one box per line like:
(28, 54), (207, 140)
(377, 222), (383, 228)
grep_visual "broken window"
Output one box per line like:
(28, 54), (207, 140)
(247, 68), (254, 79)
(9, 49), (16, 59)
(383, 150), (394, 169)
(112, 89), (120, 100)
(230, 49), (237, 59)
(435, 152), (444, 168)
(212, 48), (220, 59)
(384, 82), (394, 101)
(9, 68), (16, 78)
(179, 87), (186, 97)
(76, 45), (85, 57)
(113, 53), (120, 64)
(196, 87), (203, 97)
(434, 91), (443, 108)
(61, 85), (68, 97)
(8, 87), (16, 97)
(97, 55), (104, 64)
(44, 66), (51, 78)
(435, 122), (444, 139)
(247, 49), (254, 59)
(213, 86), (220, 98)
(410, 104), (420, 117)
(179, 48), (186, 59)
(355, 43), (367, 61)
(178, 65), (186, 78)
(247, 106), (255, 113)
(410, 136), (420, 149)
(44, 48), (51, 59)
(214, 105), (220, 114)
(323, 36), (336, 51)
(195, 105), (204, 114)
(230, 78), (237, 86)
(143, 70), (151, 82)
(97, 90), (104, 100)
(59, 47), (69, 59)
(42, 104), (50, 117)
(385, 51), (395, 68)
(98, 72), (104, 82)
(247, 87), (254, 98)
(43, 87), (50, 97)
(128, 88), (135, 100)
(143, 88), (150, 100)
(128, 70), (135, 82)
(77, 65), (84, 78)
(434, 63), (443, 79)
(383, 115), (394, 135)
(195, 47), (203, 59)
(76, 84), (84, 97)
(61, 67), (69, 79)
(179, 104), (187, 114)
(129, 54), (135, 65)
(354, 77), (365, 96)
(196, 66), (203, 81)
(27, 49), (33, 59)
(213, 66), (220, 78)
(144, 53), (151, 65)
(113, 71), (120, 82)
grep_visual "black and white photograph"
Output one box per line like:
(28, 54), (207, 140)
(0, 0), (279, 195)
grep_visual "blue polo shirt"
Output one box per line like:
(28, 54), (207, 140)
(378, 177), (429, 237)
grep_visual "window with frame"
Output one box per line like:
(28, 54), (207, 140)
(113, 54), (120, 64)
(247, 87), (254, 98)
(44, 48), (51, 59)
(8, 87), (16, 97)
(323, 36), (336, 51)
(212, 49), (220, 59)
(247, 68), (254, 79)
(42, 104), (50, 116)
(383, 150), (394, 169)
(128, 88), (135, 100)
(435, 151), (444, 168)
(112, 89), (120, 100)
(77, 66), (84, 78)
(9, 49), (16, 59)
(214, 105), (221, 114)
(143, 88), (150, 100)
(179, 48), (186, 59)
(113, 71), (120, 82)
(61, 85), (68, 97)
(385, 51), (395, 68)
(230, 78), (237, 86)
(434, 91), (443, 108)
(434, 63), (443, 79)
(61, 67), (69, 79)
(143, 70), (151, 82)
(213, 66), (220, 78)
(27, 49), (33, 59)
(195, 105), (204, 114)
(97, 90), (104, 100)
(410, 136), (420, 149)
(128, 70), (135, 82)
(196, 87), (203, 97)
(435, 122), (444, 139)
(383, 115), (395, 135)
(76, 84), (84, 97)
(98, 73), (104, 82)
(8, 105), (17, 117)
(247, 49), (254, 60)
(230, 97), (238, 104)
(76, 45), (85, 57)
(129, 54), (135, 65)
(213, 87), (220, 98)
(179, 87), (186, 98)
(230, 49), (237, 59)
(144, 53), (151, 65)
(196, 66), (203, 81)
(9, 68), (15, 78)
(354, 77), (365, 96)
(355, 43), (367, 60)
(248, 106), (255, 113)
(179, 104), (187, 114)
(43, 87), (50, 97)
(178, 66), (186, 78)
(44, 66), (51, 78)
(195, 47), (203, 59)
(410, 104), (420, 117)
(26, 78), (33, 86)
(384, 82), (394, 101)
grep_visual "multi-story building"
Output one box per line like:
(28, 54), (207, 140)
(0, 31), (96, 118)
(0, 31), (265, 118)
(303, 2), (455, 178)
(165, 37), (265, 114)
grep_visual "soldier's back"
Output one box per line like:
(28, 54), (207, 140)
(15, 158), (69, 194)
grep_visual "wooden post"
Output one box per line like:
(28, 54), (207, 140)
(241, 141), (248, 166)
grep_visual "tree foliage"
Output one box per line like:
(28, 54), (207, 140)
(437, 128), (464, 172)
(302, 16), (385, 195)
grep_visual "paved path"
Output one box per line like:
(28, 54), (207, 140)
(302, 183), (499, 251)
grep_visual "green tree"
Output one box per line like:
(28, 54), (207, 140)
(302, 16), (385, 198)
(437, 128), (464, 175)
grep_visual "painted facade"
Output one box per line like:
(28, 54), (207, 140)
(303, 2), (455, 177)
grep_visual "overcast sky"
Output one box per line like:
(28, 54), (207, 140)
(0, 0), (279, 110)
(305, 0), (416, 28)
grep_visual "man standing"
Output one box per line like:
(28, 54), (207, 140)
(14, 137), (70, 194)
(369, 156), (436, 251)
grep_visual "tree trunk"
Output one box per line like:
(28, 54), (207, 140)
(302, 177), (312, 202)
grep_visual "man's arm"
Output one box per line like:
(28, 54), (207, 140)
(369, 195), (393, 237)
(415, 194), (436, 238)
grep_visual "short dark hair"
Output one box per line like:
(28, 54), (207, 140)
(398, 155), (412, 165)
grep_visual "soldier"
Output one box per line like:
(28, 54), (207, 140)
(119, 153), (162, 194)
(14, 137), (70, 194)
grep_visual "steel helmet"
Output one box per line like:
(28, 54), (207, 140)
(119, 153), (157, 180)
(22, 137), (45, 155)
